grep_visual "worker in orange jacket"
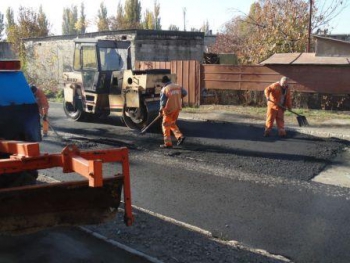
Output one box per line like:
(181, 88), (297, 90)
(31, 85), (49, 137)
(159, 75), (187, 148)
(264, 77), (292, 137)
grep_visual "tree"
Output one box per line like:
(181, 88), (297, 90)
(5, 6), (50, 55)
(37, 5), (50, 36)
(124, 0), (142, 29)
(201, 20), (211, 35)
(142, 0), (161, 30)
(168, 24), (179, 31)
(210, 0), (348, 64)
(75, 2), (87, 34)
(0, 12), (4, 40)
(142, 10), (154, 29)
(5, 7), (17, 43)
(97, 2), (109, 31)
(153, 0), (161, 30)
(62, 5), (78, 35)
(110, 2), (126, 30)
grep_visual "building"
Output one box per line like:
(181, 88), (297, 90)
(22, 30), (205, 87)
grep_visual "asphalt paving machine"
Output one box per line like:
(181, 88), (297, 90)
(0, 59), (133, 234)
(63, 38), (175, 129)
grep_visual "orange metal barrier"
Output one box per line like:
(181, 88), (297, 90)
(0, 140), (133, 226)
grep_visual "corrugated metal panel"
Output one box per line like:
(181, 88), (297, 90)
(135, 60), (200, 107)
(137, 61), (350, 102)
(202, 65), (281, 91)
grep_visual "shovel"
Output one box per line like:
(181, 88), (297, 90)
(42, 116), (67, 141)
(140, 114), (162, 135)
(269, 99), (309, 127)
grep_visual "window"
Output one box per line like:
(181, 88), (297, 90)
(100, 47), (127, 71)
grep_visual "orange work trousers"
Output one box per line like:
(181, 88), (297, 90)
(162, 110), (183, 146)
(41, 118), (49, 135)
(265, 107), (286, 136)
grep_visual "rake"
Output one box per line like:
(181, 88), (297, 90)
(269, 100), (309, 127)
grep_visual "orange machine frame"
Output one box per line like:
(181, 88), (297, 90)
(0, 140), (133, 226)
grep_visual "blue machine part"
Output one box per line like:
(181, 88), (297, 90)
(0, 71), (36, 106)
(0, 71), (41, 142)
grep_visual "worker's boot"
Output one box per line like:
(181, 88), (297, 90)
(278, 129), (287, 137)
(263, 130), (270, 137)
(160, 144), (172, 148)
(177, 136), (185, 146)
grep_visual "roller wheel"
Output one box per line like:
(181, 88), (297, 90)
(63, 99), (85, 121)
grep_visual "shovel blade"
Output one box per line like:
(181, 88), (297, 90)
(297, 116), (309, 127)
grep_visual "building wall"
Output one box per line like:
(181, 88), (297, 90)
(22, 30), (204, 88)
(315, 37), (350, 57)
(0, 42), (16, 59)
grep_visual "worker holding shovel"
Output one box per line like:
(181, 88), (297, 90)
(159, 75), (187, 148)
(264, 76), (292, 137)
(31, 85), (49, 137)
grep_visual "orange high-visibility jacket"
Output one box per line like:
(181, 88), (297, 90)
(160, 83), (187, 114)
(264, 82), (292, 110)
(34, 88), (49, 115)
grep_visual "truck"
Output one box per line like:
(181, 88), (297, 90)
(62, 38), (175, 129)
(0, 59), (133, 234)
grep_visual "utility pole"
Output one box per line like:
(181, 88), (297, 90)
(183, 7), (186, 31)
(307, 0), (312, 52)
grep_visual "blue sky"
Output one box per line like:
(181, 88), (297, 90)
(0, 0), (349, 35)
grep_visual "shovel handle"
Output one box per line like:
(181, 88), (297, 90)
(140, 114), (162, 134)
(268, 99), (302, 117)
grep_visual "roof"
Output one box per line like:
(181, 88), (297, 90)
(314, 35), (350, 45)
(260, 53), (350, 65)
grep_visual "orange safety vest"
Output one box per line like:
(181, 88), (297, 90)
(162, 83), (184, 114)
(264, 82), (292, 110)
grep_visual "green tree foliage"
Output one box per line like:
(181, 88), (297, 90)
(5, 8), (17, 43)
(142, 0), (161, 30)
(153, 0), (161, 30)
(110, 2), (126, 30)
(75, 2), (87, 34)
(124, 0), (142, 29)
(97, 2), (109, 31)
(6, 6), (50, 54)
(62, 5), (78, 35)
(142, 10), (154, 29)
(37, 5), (50, 36)
(0, 12), (4, 40)
(210, 0), (347, 64)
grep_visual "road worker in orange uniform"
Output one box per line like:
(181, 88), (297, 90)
(31, 85), (49, 137)
(159, 75), (187, 148)
(264, 76), (292, 137)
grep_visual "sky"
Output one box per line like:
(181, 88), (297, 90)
(0, 0), (349, 35)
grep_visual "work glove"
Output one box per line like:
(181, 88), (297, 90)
(42, 114), (47, 121)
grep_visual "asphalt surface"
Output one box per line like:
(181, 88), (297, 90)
(180, 106), (350, 141)
(7, 103), (350, 263)
(0, 227), (150, 263)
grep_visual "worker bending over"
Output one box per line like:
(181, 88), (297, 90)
(31, 85), (49, 137)
(159, 76), (187, 148)
(264, 76), (292, 137)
